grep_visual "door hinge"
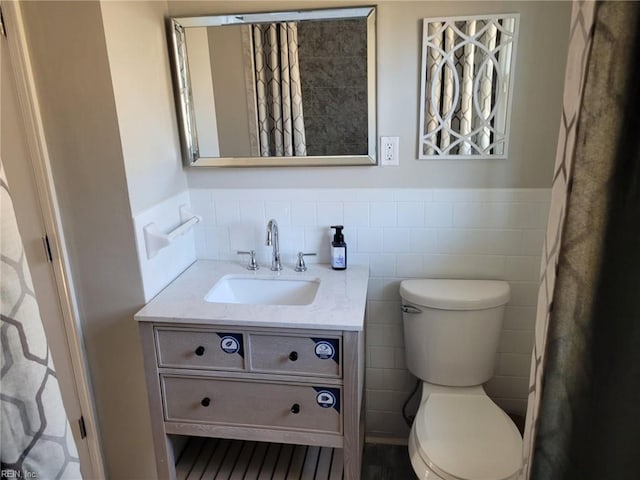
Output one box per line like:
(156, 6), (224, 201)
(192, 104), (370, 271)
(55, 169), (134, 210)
(78, 416), (87, 439)
(0, 6), (6, 37)
(42, 235), (53, 263)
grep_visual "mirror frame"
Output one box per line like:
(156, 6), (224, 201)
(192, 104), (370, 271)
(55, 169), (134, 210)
(168, 7), (377, 168)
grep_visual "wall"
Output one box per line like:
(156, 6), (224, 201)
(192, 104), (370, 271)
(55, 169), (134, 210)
(208, 26), (254, 156)
(169, 1), (571, 189)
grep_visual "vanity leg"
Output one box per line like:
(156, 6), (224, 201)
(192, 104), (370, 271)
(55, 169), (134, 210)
(342, 330), (364, 480)
(139, 323), (176, 480)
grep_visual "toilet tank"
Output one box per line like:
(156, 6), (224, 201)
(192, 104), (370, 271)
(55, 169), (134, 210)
(400, 279), (510, 387)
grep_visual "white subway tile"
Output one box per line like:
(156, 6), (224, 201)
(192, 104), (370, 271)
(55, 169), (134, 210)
(214, 201), (240, 226)
(194, 226), (216, 259)
(370, 254), (396, 277)
(366, 323), (404, 347)
(453, 202), (511, 228)
(368, 346), (396, 369)
(382, 229), (411, 253)
(229, 224), (259, 252)
(436, 229), (521, 255)
(370, 202), (397, 227)
(380, 278), (402, 302)
(367, 278), (385, 300)
(365, 368), (387, 390)
(422, 254), (505, 279)
(394, 347), (407, 369)
(397, 202), (425, 227)
(499, 329), (534, 354)
(348, 253), (370, 266)
(396, 255), (425, 278)
(365, 411), (410, 437)
(393, 188), (433, 202)
(291, 202), (316, 226)
(409, 229), (437, 253)
(189, 189), (215, 225)
(316, 202), (344, 226)
(304, 227), (331, 263)
(367, 301), (402, 325)
(424, 203), (453, 227)
(503, 306), (538, 330)
(497, 353), (532, 377)
(265, 201), (291, 225)
(508, 282), (540, 306)
(343, 202), (370, 227)
(205, 226), (231, 253)
(356, 227), (383, 252)
(520, 229), (546, 255)
(505, 256), (542, 281)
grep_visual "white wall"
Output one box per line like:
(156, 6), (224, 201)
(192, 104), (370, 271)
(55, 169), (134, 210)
(169, 1), (571, 190)
(100, 0), (188, 216)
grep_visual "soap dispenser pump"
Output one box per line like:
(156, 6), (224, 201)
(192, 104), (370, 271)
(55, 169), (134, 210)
(330, 225), (347, 270)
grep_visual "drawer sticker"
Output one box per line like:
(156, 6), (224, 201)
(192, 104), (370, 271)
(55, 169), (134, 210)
(311, 338), (339, 364)
(217, 333), (244, 357)
(313, 387), (341, 413)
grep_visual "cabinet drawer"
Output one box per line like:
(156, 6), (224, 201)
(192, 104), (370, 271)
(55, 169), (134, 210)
(155, 329), (245, 371)
(249, 334), (341, 377)
(162, 375), (342, 434)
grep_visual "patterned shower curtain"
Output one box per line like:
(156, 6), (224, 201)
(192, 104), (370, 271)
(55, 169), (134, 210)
(252, 22), (307, 157)
(1, 163), (81, 477)
(522, 1), (640, 478)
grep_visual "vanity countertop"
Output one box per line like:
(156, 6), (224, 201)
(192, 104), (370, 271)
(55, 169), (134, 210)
(134, 260), (369, 331)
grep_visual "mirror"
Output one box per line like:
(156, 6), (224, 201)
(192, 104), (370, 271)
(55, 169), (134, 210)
(418, 14), (519, 159)
(168, 7), (377, 167)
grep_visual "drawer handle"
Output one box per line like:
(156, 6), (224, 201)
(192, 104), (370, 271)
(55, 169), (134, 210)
(195, 346), (205, 356)
(289, 351), (298, 361)
(290, 403), (300, 414)
(201, 397), (211, 407)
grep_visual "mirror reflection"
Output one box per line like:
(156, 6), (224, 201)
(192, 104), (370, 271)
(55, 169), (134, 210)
(169, 8), (376, 167)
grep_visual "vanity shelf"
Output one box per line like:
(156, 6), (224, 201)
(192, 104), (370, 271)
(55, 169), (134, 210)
(175, 437), (343, 479)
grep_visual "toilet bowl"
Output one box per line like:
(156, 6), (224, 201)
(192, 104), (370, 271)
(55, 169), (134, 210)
(400, 279), (523, 480)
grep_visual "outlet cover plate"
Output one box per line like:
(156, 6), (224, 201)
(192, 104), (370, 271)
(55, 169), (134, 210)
(380, 136), (399, 167)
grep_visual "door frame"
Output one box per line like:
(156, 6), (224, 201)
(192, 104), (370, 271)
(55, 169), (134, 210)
(2, 2), (105, 478)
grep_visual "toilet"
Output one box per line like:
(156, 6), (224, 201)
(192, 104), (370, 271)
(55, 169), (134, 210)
(399, 279), (523, 480)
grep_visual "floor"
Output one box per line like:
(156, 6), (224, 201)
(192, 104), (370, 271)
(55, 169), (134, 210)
(175, 437), (416, 479)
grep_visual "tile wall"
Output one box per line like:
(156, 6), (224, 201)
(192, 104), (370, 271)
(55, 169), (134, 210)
(186, 187), (549, 440)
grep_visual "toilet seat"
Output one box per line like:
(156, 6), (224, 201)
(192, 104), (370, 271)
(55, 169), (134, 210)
(413, 393), (522, 480)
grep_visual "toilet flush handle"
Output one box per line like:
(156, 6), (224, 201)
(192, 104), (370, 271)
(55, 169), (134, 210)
(401, 305), (422, 314)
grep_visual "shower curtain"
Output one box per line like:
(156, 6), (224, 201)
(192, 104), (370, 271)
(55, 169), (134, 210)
(522, 1), (640, 479)
(252, 22), (307, 157)
(0, 162), (81, 477)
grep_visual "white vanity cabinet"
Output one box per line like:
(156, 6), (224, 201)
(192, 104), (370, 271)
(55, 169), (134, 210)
(135, 261), (368, 480)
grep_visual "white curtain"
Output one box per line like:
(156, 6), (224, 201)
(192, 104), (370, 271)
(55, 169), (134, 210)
(252, 22), (307, 157)
(1, 162), (82, 479)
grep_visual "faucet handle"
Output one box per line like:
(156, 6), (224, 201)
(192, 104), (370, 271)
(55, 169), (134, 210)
(237, 250), (259, 271)
(295, 252), (316, 272)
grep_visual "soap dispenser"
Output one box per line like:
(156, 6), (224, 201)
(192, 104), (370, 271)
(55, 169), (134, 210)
(330, 225), (347, 270)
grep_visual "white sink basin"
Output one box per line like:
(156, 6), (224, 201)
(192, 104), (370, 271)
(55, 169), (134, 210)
(205, 275), (320, 306)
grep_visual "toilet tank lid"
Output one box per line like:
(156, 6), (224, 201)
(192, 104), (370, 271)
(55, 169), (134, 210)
(399, 279), (510, 310)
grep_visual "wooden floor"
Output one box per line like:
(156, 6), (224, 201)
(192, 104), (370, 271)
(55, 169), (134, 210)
(176, 437), (344, 480)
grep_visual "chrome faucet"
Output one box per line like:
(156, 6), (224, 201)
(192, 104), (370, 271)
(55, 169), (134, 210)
(265, 219), (282, 271)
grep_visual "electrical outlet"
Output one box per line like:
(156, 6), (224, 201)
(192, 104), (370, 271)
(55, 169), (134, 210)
(380, 136), (400, 167)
